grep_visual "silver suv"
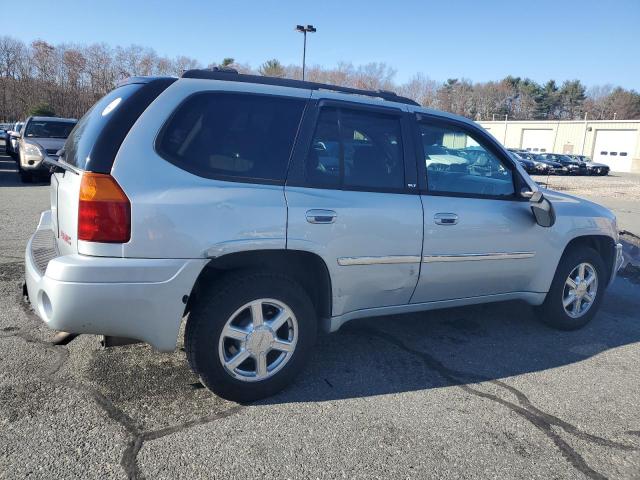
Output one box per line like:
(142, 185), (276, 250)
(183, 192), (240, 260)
(25, 70), (623, 401)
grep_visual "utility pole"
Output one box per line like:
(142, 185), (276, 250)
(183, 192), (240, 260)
(295, 24), (316, 81)
(581, 112), (588, 155)
(503, 114), (508, 145)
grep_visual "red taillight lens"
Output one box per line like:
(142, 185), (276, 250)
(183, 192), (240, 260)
(78, 173), (130, 243)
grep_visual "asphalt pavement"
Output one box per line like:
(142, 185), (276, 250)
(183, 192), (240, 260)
(1, 153), (639, 479)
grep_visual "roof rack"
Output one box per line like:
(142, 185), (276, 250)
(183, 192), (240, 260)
(181, 68), (420, 106)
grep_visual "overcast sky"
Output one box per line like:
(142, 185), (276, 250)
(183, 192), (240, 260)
(4, 0), (639, 90)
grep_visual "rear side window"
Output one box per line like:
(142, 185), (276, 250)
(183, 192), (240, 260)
(305, 107), (405, 191)
(64, 79), (175, 172)
(156, 92), (306, 183)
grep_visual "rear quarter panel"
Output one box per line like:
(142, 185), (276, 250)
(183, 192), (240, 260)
(111, 79), (310, 259)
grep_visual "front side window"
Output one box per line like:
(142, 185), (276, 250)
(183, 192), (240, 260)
(419, 122), (514, 197)
(305, 107), (405, 191)
(157, 92), (306, 182)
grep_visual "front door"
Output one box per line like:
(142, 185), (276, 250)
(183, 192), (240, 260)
(411, 116), (541, 304)
(286, 101), (423, 317)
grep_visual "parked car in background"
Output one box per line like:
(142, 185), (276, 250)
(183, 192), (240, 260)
(567, 155), (610, 176)
(24, 71), (623, 401)
(507, 149), (536, 174)
(0, 125), (8, 149)
(16, 116), (76, 182)
(6, 121), (24, 159)
(538, 153), (587, 175)
(529, 153), (567, 175)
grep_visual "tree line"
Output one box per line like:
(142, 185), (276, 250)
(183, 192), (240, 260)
(1, 36), (639, 122)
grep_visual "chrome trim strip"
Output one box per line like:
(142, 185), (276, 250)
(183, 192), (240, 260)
(422, 252), (535, 263)
(337, 255), (421, 266)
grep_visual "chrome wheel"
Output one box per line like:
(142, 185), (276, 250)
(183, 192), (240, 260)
(218, 298), (298, 382)
(563, 262), (598, 319)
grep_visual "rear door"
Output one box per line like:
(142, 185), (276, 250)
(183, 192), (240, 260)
(286, 98), (423, 317)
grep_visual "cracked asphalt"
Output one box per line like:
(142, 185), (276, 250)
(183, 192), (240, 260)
(1, 153), (639, 479)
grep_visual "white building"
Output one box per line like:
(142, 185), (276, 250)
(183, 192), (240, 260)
(478, 120), (640, 173)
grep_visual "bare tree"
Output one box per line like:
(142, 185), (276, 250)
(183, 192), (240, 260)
(0, 35), (638, 122)
(397, 73), (438, 108)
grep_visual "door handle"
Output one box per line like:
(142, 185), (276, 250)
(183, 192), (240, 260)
(434, 213), (458, 225)
(306, 209), (337, 224)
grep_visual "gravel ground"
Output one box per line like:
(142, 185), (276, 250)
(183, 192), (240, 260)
(532, 172), (640, 200)
(1, 155), (639, 479)
(532, 172), (640, 234)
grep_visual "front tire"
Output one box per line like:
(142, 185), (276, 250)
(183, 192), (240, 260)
(535, 247), (606, 330)
(185, 271), (317, 402)
(18, 166), (33, 183)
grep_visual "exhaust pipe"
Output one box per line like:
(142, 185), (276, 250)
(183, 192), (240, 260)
(101, 336), (142, 348)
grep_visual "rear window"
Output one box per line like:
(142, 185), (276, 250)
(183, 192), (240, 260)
(64, 78), (175, 172)
(156, 92), (306, 183)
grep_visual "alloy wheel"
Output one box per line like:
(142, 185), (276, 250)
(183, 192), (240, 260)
(562, 262), (598, 319)
(218, 298), (298, 382)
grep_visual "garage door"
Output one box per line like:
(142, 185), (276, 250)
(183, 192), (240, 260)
(521, 129), (554, 153)
(593, 130), (638, 172)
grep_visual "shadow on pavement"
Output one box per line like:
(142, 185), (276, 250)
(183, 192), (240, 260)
(83, 277), (639, 406)
(262, 281), (639, 404)
(0, 153), (49, 187)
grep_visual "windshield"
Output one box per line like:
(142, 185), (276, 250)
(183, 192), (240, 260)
(24, 120), (76, 139)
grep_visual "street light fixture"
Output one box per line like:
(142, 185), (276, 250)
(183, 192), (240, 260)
(295, 24), (316, 81)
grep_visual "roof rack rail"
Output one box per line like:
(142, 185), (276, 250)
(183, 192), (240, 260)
(181, 69), (420, 106)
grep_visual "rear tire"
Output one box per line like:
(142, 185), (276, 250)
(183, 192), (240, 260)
(535, 247), (606, 330)
(185, 271), (317, 402)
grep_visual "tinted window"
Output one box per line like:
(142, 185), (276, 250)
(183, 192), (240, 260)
(25, 120), (75, 138)
(157, 92), (305, 182)
(620, 152), (627, 156)
(65, 79), (175, 172)
(419, 123), (514, 197)
(305, 107), (405, 191)
(306, 108), (341, 187)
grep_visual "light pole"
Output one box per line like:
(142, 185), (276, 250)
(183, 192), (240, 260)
(296, 24), (316, 81)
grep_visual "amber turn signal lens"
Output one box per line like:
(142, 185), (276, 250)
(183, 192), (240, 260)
(78, 173), (131, 243)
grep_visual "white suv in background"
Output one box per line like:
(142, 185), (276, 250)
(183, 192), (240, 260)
(25, 70), (623, 401)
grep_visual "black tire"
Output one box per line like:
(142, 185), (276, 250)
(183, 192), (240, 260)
(19, 166), (33, 183)
(185, 270), (317, 402)
(535, 247), (606, 330)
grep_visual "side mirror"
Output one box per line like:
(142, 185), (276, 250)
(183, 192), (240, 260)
(521, 189), (555, 227)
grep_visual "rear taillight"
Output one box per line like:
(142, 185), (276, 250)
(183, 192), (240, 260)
(78, 173), (130, 243)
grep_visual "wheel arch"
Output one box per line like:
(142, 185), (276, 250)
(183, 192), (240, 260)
(560, 234), (616, 281)
(186, 249), (332, 329)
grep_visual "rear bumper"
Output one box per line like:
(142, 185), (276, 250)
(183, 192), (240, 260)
(25, 211), (207, 351)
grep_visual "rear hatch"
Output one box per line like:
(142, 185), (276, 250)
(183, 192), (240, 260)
(52, 78), (175, 256)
